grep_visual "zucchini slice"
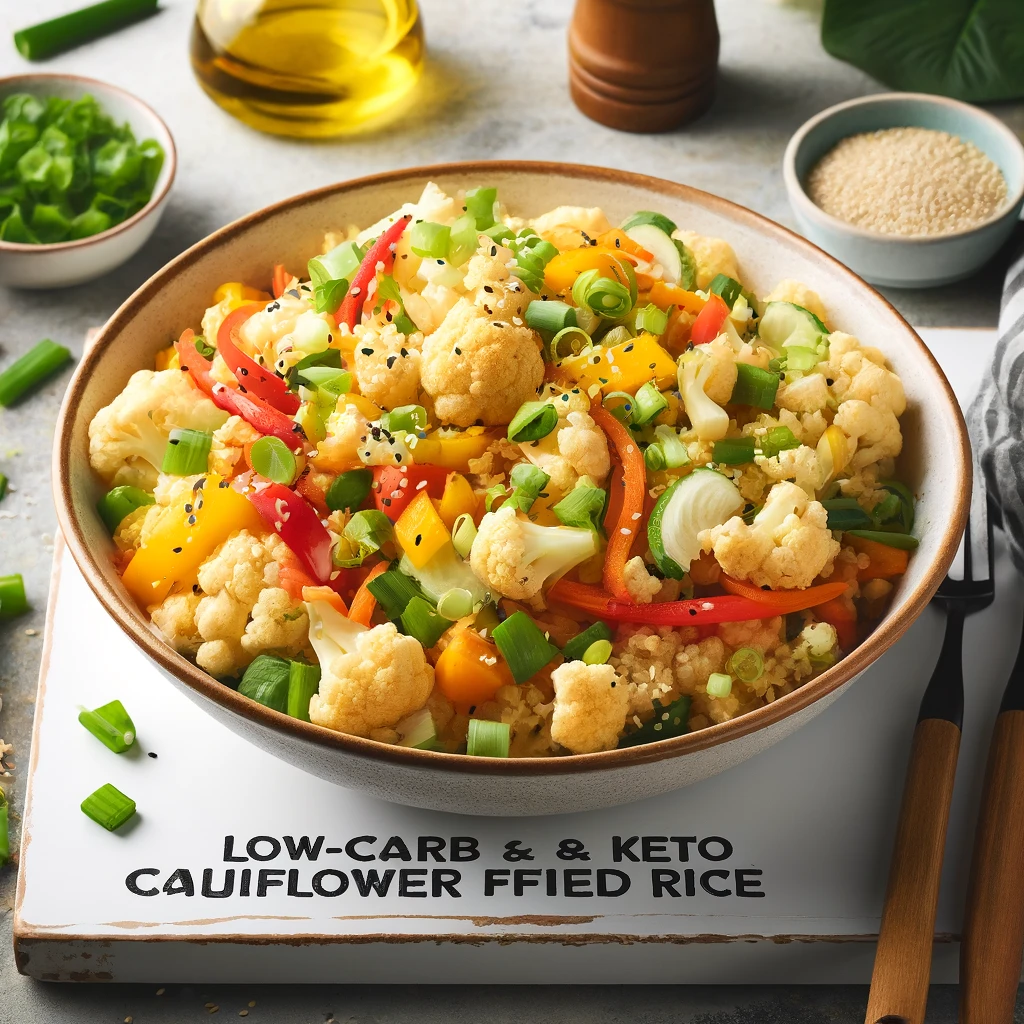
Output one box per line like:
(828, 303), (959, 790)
(624, 222), (697, 290)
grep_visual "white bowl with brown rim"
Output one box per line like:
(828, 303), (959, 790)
(54, 161), (968, 815)
(0, 74), (176, 290)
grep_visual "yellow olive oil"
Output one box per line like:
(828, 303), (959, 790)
(190, 0), (424, 138)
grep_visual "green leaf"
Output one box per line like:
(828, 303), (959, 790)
(821, 0), (1024, 102)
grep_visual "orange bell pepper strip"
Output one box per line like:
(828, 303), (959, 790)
(271, 264), (290, 299)
(649, 281), (705, 316)
(596, 229), (654, 262)
(719, 576), (850, 614)
(848, 535), (910, 582)
(301, 586), (348, 615)
(814, 596), (858, 650)
(348, 562), (388, 626)
(589, 400), (646, 601)
(434, 628), (514, 712)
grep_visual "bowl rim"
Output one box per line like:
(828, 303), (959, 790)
(54, 159), (970, 777)
(0, 72), (177, 255)
(783, 91), (1024, 245)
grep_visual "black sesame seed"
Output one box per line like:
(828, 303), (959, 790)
(484, 285), (494, 293)
(219, 480), (229, 488)
(188, 515), (197, 526)
(148, 751), (158, 759)
(361, 348), (374, 356)
(415, 534), (422, 546)
(184, 503), (193, 513)
(383, 497), (392, 506)
(172, 546), (182, 553)
(454, 347), (462, 355)
(238, 385), (247, 393)
(386, 355), (397, 368)
(395, 453), (403, 462)
(169, 438), (180, 446)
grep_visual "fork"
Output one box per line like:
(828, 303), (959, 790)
(865, 491), (994, 1024)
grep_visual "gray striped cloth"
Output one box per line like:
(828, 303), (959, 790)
(968, 247), (1024, 571)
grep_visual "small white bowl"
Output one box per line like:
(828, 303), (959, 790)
(784, 92), (1024, 288)
(0, 74), (176, 290)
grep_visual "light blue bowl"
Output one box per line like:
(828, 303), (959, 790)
(783, 93), (1024, 288)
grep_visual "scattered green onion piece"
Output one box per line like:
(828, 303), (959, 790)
(0, 340), (72, 407)
(550, 326), (593, 361)
(784, 347), (818, 372)
(706, 672), (733, 699)
(288, 348), (342, 391)
(194, 335), (216, 360)
(582, 639), (613, 665)
(249, 436), (296, 485)
(759, 426), (801, 459)
(297, 365), (351, 393)
(161, 428), (211, 476)
(644, 443), (667, 472)
(397, 707), (440, 750)
(505, 462), (550, 513)
(437, 587), (475, 621)
(467, 719), (510, 758)
(14, 0), (158, 60)
(484, 483), (509, 512)
(552, 483), (606, 533)
(482, 223), (514, 244)
(635, 302), (669, 336)
(870, 491), (902, 528)
(80, 782), (136, 832)
(444, 213), (479, 268)
(367, 567), (425, 621)
(0, 790), (8, 867)
(600, 325), (633, 347)
(0, 474), (6, 502)
(492, 610), (560, 684)
(334, 509), (393, 567)
(465, 187), (497, 230)
(0, 574), (29, 619)
(410, 221), (451, 260)
(308, 240), (364, 289)
(713, 436), (756, 466)
(78, 699), (136, 753)
(618, 694), (691, 748)
(881, 480), (916, 533)
(400, 596), (453, 648)
(525, 299), (577, 334)
(287, 660), (321, 722)
(709, 274), (744, 308)
(602, 391), (635, 426)
(381, 404), (427, 434)
(238, 654), (291, 712)
(452, 514), (478, 559)
(326, 468), (373, 512)
(845, 530), (920, 550)
(631, 381), (669, 426)
(507, 400), (558, 443)
(730, 363), (780, 410)
(727, 647), (764, 684)
(562, 621), (613, 662)
(653, 425), (690, 468)
(822, 498), (873, 531)
(572, 269), (634, 319)
(96, 485), (154, 534)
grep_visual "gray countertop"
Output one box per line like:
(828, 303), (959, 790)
(1, 0), (1022, 1018)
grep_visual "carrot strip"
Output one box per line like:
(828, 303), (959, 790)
(301, 585), (348, 615)
(271, 263), (290, 299)
(548, 579), (613, 616)
(719, 576), (849, 614)
(348, 562), (388, 626)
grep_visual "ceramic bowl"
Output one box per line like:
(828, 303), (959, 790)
(54, 162), (968, 816)
(783, 92), (1024, 289)
(0, 74), (176, 290)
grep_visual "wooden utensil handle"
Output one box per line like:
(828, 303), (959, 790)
(960, 709), (1024, 1024)
(864, 718), (961, 1024)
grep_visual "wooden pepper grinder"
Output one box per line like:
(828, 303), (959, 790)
(568, 0), (719, 133)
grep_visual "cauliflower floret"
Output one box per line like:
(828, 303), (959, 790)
(623, 556), (662, 604)
(351, 322), (424, 410)
(531, 206), (612, 250)
(201, 297), (234, 346)
(701, 336), (740, 405)
(520, 409), (611, 493)
(550, 662), (629, 754)
(314, 403), (369, 472)
(470, 505), (597, 600)
(150, 592), (202, 656)
(798, 621), (839, 660)
(241, 587), (309, 656)
(755, 444), (823, 496)
(672, 230), (740, 290)
(305, 601), (434, 737)
(826, 333), (905, 414)
(88, 369), (228, 488)
(463, 250), (531, 319)
(678, 349), (730, 441)
(113, 504), (150, 552)
(776, 373), (831, 415)
(700, 481), (840, 589)
(420, 298), (544, 427)
(746, 409), (828, 449)
(763, 280), (829, 327)
(209, 415), (261, 477)
(240, 296), (333, 375)
(833, 400), (902, 472)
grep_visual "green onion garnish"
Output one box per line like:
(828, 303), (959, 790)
(400, 596), (453, 648)
(582, 639), (613, 665)
(0, 574), (29, 619)
(505, 462), (550, 514)
(644, 443), (667, 472)
(78, 699), (136, 753)
(712, 436), (756, 466)
(287, 660), (321, 722)
(730, 363), (780, 410)
(881, 480), (916, 533)
(484, 484), (509, 512)
(491, 610), (559, 684)
(81, 782), (136, 831)
(452, 514), (478, 558)
(238, 654), (292, 712)
(334, 509), (393, 567)
(367, 567), (425, 621)
(631, 382), (668, 426)
(446, 213), (479, 268)
(784, 347), (818, 372)
(0, 790), (8, 867)
(436, 587), (475, 620)
(410, 221), (451, 260)
(297, 365), (352, 395)
(0, 340), (71, 407)
(654, 425), (690, 468)
(0, 474), (7, 502)
(288, 348), (342, 391)
(465, 187), (498, 230)
(618, 694), (691, 748)
(161, 428), (212, 476)
(397, 707), (440, 750)
(507, 400), (558, 443)
(467, 719), (511, 757)
(381, 404), (427, 434)
(562, 621), (613, 663)
(552, 483), (606, 533)
(759, 426), (801, 459)
(97, 485), (154, 534)
(525, 300), (577, 335)
(822, 497), (873, 532)
(572, 269), (634, 319)
(709, 274), (743, 308)
(483, 223), (514, 244)
(706, 672), (733, 698)
(634, 302), (669, 336)
(14, 0), (158, 60)
(845, 529), (920, 550)
(308, 239), (363, 292)
(603, 391), (635, 426)
(549, 326), (593, 361)
(727, 647), (764, 683)
(249, 436), (297, 485)
(869, 491), (902, 528)
(326, 468), (373, 512)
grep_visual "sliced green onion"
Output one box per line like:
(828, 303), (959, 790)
(572, 269), (634, 319)
(525, 300), (577, 334)
(194, 335), (216, 360)
(483, 223), (514, 244)
(635, 303), (669, 336)
(308, 240), (364, 289)
(492, 610), (559, 684)
(484, 484), (509, 512)
(238, 654), (291, 712)
(467, 719), (510, 757)
(845, 529), (920, 550)
(644, 443), (667, 472)
(881, 480), (916, 533)
(249, 436), (296, 484)
(452, 514), (478, 558)
(436, 587), (475, 620)
(631, 382), (669, 426)
(97, 485), (153, 534)
(618, 694), (691, 747)
(288, 348), (342, 391)
(445, 213), (479, 268)
(706, 672), (733, 698)
(506, 462), (550, 514)
(562, 621), (613, 662)
(297, 366), (352, 394)
(552, 483), (606, 533)
(709, 274), (743, 308)
(0, 574), (29, 619)
(621, 210), (677, 234)
(287, 660), (321, 722)
(582, 639), (613, 665)
(0, 790), (8, 867)
(367, 567), (425, 621)
(727, 647), (764, 683)
(653, 425), (690, 468)
(397, 707), (440, 750)
(400, 596), (453, 648)
(869, 491), (902, 528)
(81, 782), (136, 832)
(507, 400), (558, 443)
(0, 339), (72, 407)
(78, 699), (136, 753)
(14, 0), (158, 60)
(759, 426), (801, 459)
(602, 391), (635, 425)
(381, 404), (427, 434)
(713, 436), (756, 466)
(730, 363), (780, 410)
(410, 221), (451, 259)
(0, 474), (6, 502)
(161, 428), (211, 476)
(326, 468), (373, 512)
(465, 187), (497, 230)
(600, 325), (633, 347)
(822, 498), (873, 531)
(334, 509), (393, 567)
(550, 326), (593, 361)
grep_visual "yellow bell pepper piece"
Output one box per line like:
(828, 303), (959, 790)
(394, 490), (451, 569)
(213, 282), (272, 309)
(411, 427), (497, 472)
(559, 333), (677, 396)
(543, 247), (633, 296)
(154, 345), (179, 371)
(121, 474), (264, 609)
(339, 393), (383, 422)
(649, 281), (705, 316)
(437, 472), (479, 531)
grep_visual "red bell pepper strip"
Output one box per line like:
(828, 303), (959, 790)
(691, 293), (730, 345)
(590, 399), (645, 602)
(337, 215), (411, 330)
(217, 305), (300, 415)
(372, 464), (449, 522)
(175, 331), (306, 453)
(272, 264), (290, 299)
(719, 576), (850, 614)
